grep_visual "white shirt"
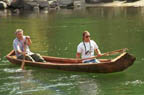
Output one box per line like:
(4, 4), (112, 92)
(13, 36), (33, 57)
(77, 40), (99, 59)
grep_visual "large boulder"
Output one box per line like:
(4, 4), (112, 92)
(126, 0), (139, 2)
(59, 0), (73, 8)
(48, 0), (59, 8)
(86, 0), (113, 3)
(10, 0), (33, 10)
(37, 0), (49, 9)
(9, 0), (49, 10)
(0, 1), (7, 9)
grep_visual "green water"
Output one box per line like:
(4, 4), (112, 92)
(0, 7), (144, 95)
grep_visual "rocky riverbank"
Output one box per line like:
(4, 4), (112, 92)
(86, 0), (144, 7)
(1, 0), (144, 10)
(0, 0), (59, 10)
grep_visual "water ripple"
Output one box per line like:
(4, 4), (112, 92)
(8, 76), (24, 80)
(0, 63), (9, 66)
(12, 82), (72, 95)
(3, 68), (32, 73)
(3, 68), (19, 73)
(141, 58), (144, 61)
(1, 60), (9, 63)
(3, 82), (19, 86)
(48, 83), (73, 88)
(124, 80), (144, 86)
(9, 87), (19, 95)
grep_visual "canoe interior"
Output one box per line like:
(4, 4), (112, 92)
(7, 50), (112, 64)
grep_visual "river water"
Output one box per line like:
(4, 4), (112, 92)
(0, 7), (144, 95)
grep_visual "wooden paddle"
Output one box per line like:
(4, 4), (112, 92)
(80, 48), (128, 61)
(21, 44), (26, 70)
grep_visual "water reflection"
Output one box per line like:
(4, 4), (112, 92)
(77, 78), (100, 95)
(26, 69), (102, 95)
(85, 7), (144, 18)
(0, 9), (49, 18)
(0, 9), (11, 17)
(1, 7), (144, 18)
(18, 70), (34, 93)
(13, 70), (61, 95)
(1, 69), (35, 95)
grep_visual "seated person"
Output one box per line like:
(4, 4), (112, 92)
(76, 31), (102, 63)
(13, 29), (46, 62)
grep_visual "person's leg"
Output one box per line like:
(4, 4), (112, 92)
(93, 59), (100, 63)
(17, 55), (35, 62)
(83, 59), (100, 63)
(31, 53), (46, 62)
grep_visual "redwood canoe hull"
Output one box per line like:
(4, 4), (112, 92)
(6, 50), (136, 73)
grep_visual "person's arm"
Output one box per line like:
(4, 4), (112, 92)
(25, 36), (32, 46)
(76, 52), (81, 59)
(95, 48), (102, 57)
(92, 40), (102, 56)
(13, 42), (25, 55)
(17, 46), (26, 55)
(95, 48), (101, 54)
(76, 43), (82, 59)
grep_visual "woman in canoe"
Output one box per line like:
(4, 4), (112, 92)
(76, 31), (102, 63)
(13, 29), (46, 62)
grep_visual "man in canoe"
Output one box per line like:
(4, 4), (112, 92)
(13, 29), (46, 62)
(76, 31), (102, 63)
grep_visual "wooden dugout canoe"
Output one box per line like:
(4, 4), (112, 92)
(6, 50), (136, 73)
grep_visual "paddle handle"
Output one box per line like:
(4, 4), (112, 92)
(21, 44), (26, 70)
(81, 48), (128, 61)
(102, 48), (128, 56)
(21, 54), (26, 70)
